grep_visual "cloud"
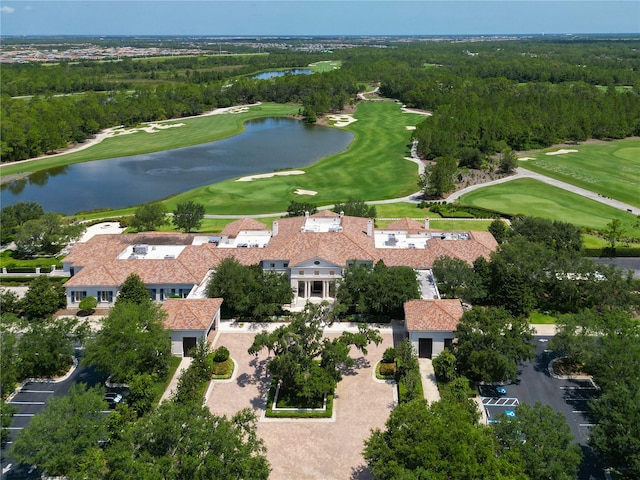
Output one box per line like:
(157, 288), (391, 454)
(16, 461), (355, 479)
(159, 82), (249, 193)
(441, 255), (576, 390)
(1, 6), (16, 14)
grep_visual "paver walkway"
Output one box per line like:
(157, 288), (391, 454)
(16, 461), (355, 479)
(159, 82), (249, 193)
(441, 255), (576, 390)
(418, 358), (441, 403)
(206, 330), (396, 480)
(159, 356), (192, 403)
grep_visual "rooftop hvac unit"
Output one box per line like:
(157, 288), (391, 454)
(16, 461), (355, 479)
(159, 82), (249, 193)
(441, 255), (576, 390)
(133, 244), (149, 255)
(164, 254), (175, 259)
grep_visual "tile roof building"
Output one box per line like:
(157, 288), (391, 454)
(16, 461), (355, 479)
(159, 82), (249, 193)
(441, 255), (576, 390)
(404, 299), (465, 358)
(62, 212), (496, 355)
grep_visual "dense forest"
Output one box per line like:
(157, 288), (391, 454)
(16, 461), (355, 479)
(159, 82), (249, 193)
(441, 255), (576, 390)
(1, 37), (639, 163)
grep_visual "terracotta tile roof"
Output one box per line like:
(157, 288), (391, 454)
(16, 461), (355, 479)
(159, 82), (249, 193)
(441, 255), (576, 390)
(221, 218), (266, 237)
(385, 218), (425, 233)
(63, 216), (497, 291)
(404, 299), (464, 332)
(162, 298), (223, 331)
(313, 210), (340, 218)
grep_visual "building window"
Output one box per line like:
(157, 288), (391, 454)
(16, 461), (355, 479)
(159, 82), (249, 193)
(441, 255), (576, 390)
(270, 263), (275, 268)
(299, 270), (304, 275)
(72, 291), (87, 303)
(284, 263), (288, 268)
(314, 270), (320, 275)
(97, 291), (113, 303)
(329, 270), (335, 276)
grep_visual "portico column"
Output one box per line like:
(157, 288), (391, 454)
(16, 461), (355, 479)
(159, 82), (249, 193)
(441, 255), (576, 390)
(305, 281), (310, 299)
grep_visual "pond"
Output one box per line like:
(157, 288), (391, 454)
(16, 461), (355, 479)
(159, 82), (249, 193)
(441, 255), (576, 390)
(0, 117), (353, 215)
(253, 69), (312, 80)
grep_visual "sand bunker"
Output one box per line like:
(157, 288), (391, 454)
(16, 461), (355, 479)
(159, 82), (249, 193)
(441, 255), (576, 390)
(209, 106), (250, 115)
(294, 189), (318, 196)
(546, 149), (578, 156)
(326, 114), (357, 127)
(401, 107), (433, 116)
(236, 170), (305, 182)
(406, 126), (417, 130)
(113, 122), (185, 135)
(518, 157), (535, 161)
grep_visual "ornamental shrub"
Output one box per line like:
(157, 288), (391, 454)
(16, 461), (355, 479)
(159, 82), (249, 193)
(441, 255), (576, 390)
(382, 347), (397, 363)
(213, 346), (230, 363)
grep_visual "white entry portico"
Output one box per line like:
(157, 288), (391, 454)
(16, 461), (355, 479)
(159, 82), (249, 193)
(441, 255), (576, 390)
(290, 257), (340, 303)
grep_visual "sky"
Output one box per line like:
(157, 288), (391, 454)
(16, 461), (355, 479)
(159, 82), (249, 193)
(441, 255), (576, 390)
(0, 0), (638, 37)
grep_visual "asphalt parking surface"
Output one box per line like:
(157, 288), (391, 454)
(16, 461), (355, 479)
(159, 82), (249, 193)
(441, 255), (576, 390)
(1, 355), (104, 479)
(501, 336), (603, 480)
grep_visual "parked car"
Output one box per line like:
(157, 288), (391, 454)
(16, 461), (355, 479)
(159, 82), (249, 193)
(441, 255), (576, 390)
(103, 392), (124, 409)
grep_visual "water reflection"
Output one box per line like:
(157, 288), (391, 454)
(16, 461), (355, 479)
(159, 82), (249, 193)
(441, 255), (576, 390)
(1, 118), (353, 215)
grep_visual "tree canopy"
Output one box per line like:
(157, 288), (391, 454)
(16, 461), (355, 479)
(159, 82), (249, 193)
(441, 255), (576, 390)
(82, 301), (171, 383)
(454, 307), (535, 383)
(105, 402), (270, 479)
(493, 402), (582, 480)
(115, 273), (152, 306)
(285, 200), (318, 217)
(130, 202), (168, 232)
(364, 399), (521, 480)
(206, 257), (293, 319)
(248, 303), (381, 403)
(335, 261), (420, 318)
(13, 212), (84, 258)
(331, 197), (376, 218)
(21, 275), (66, 320)
(172, 200), (205, 233)
(10, 383), (109, 478)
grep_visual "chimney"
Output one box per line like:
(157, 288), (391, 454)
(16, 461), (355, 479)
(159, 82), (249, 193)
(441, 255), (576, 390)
(304, 210), (309, 218)
(367, 219), (374, 237)
(272, 221), (278, 237)
(424, 217), (430, 230)
(340, 211), (344, 218)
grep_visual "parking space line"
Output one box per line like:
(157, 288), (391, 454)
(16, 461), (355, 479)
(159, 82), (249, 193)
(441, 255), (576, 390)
(12, 413), (35, 417)
(20, 390), (54, 394)
(560, 386), (596, 390)
(580, 423), (596, 427)
(8, 401), (45, 405)
(7, 427), (23, 430)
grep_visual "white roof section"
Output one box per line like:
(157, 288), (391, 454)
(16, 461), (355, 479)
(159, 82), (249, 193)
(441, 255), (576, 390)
(301, 216), (343, 233)
(217, 230), (272, 248)
(374, 230), (471, 249)
(117, 244), (186, 260)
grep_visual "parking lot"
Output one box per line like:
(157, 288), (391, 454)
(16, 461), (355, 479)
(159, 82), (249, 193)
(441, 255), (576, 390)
(484, 336), (602, 479)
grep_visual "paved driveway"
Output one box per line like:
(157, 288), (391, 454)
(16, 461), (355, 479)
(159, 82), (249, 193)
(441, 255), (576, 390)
(206, 331), (396, 480)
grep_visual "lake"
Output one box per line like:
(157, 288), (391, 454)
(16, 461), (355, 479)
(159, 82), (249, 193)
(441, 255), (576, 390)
(0, 118), (353, 215)
(253, 69), (312, 80)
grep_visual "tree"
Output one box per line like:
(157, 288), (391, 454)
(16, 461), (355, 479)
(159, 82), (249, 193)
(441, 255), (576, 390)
(363, 399), (521, 480)
(589, 383), (640, 478)
(115, 273), (151, 306)
(488, 218), (509, 244)
(0, 287), (22, 316)
(0, 329), (18, 398)
(454, 307), (535, 383)
(78, 295), (97, 314)
(106, 402), (270, 479)
(432, 348), (457, 382)
(458, 146), (483, 169)
(336, 261), (420, 317)
(130, 202), (168, 232)
(172, 200), (205, 233)
(248, 303), (381, 403)
(206, 257), (293, 319)
(493, 402), (582, 480)
(331, 197), (376, 218)
(14, 213), (84, 257)
(431, 255), (486, 303)
(16, 317), (84, 379)
(1, 399), (17, 446)
(510, 216), (582, 253)
(0, 201), (44, 244)
(83, 301), (171, 383)
(285, 200), (318, 217)
(21, 276), (66, 320)
(499, 147), (518, 173)
(419, 155), (457, 198)
(603, 218), (624, 249)
(10, 383), (108, 477)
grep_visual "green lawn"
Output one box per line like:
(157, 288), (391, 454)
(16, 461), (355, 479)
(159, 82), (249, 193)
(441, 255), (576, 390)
(0, 103), (300, 177)
(458, 178), (640, 235)
(308, 60), (342, 72)
(164, 101), (424, 215)
(518, 138), (640, 208)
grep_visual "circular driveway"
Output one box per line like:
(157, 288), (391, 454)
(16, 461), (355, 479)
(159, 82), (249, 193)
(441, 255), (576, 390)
(206, 330), (396, 480)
